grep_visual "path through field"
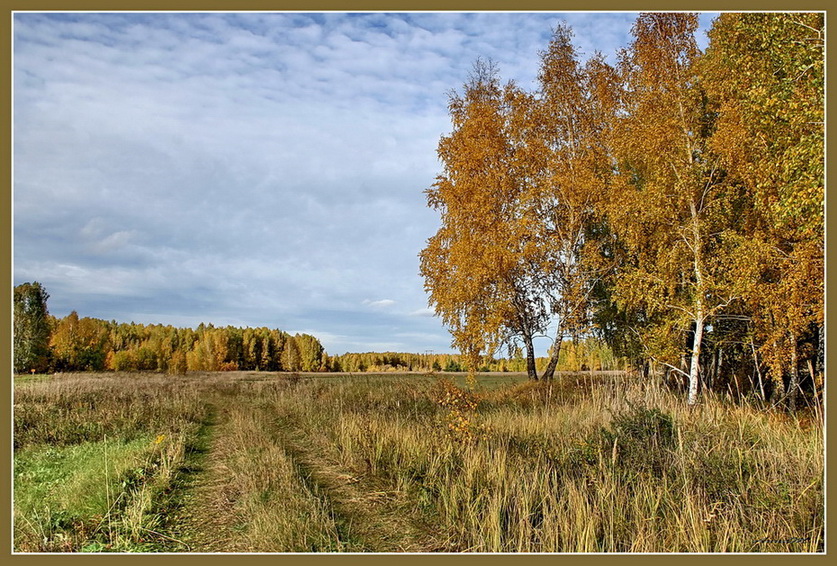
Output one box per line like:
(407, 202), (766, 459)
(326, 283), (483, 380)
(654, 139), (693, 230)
(168, 403), (248, 552)
(171, 389), (439, 552)
(273, 419), (440, 552)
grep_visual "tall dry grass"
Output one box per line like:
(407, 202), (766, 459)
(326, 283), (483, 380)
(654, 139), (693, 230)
(14, 372), (209, 450)
(14, 371), (823, 552)
(213, 395), (351, 552)
(266, 373), (823, 552)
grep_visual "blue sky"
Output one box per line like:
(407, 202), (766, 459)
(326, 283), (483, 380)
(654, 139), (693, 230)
(13, 12), (717, 356)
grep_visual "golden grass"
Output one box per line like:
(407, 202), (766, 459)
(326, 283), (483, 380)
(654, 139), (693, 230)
(14, 371), (824, 553)
(265, 374), (823, 552)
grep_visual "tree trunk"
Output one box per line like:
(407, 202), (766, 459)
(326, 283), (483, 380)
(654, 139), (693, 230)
(807, 357), (817, 402)
(687, 199), (705, 407)
(770, 338), (785, 404)
(541, 333), (564, 381)
(687, 315), (705, 406)
(787, 334), (799, 413)
(706, 347), (716, 391)
(522, 330), (538, 381)
(750, 337), (766, 401)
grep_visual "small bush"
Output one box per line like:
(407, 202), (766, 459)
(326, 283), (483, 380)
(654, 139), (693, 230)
(599, 406), (676, 477)
(433, 379), (488, 443)
(693, 448), (753, 502)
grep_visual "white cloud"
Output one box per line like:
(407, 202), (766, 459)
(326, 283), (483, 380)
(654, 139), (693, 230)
(363, 299), (396, 309)
(409, 307), (435, 318)
(13, 12), (716, 355)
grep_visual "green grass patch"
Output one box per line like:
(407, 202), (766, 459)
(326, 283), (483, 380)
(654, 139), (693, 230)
(15, 432), (191, 552)
(13, 372), (55, 384)
(15, 436), (154, 550)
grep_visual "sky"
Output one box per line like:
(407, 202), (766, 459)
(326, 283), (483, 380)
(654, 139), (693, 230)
(13, 11), (717, 356)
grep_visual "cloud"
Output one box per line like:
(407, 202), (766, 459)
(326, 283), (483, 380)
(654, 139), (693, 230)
(13, 12), (716, 356)
(409, 307), (435, 318)
(363, 299), (396, 309)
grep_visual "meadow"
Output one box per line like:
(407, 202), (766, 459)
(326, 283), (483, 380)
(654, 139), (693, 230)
(13, 371), (823, 553)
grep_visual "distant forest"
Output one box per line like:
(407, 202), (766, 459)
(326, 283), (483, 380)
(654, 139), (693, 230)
(13, 282), (618, 375)
(13, 283), (326, 373)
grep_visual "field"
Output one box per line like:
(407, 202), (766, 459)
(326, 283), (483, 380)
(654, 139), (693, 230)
(13, 371), (824, 553)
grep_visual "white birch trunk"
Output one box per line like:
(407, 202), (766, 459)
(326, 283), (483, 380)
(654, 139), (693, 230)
(541, 333), (563, 381)
(688, 313), (704, 406)
(522, 331), (538, 381)
(788, 335), (799, 413)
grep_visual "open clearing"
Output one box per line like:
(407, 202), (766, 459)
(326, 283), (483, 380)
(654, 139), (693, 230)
(14, 371), (823, 553)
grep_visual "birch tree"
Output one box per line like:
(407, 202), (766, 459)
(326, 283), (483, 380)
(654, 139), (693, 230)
(702, 13), (824, 409)
(522, 26), (617, 380)
(420, 60), (542, 377)
(421, 34), (617, 380)
(607, 13), (744, 405)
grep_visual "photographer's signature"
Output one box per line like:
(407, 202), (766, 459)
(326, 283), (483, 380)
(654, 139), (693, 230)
(754, 537), (811, 545)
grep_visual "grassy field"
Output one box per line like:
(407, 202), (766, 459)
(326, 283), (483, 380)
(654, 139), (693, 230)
(13, 371), (824, 553)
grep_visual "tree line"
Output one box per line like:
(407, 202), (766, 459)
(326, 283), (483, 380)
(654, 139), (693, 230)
(13, 282), (328, 374)
(330, 339), (619, 374)
(420, 13), (823, 408)
(14, 281), (621, 376)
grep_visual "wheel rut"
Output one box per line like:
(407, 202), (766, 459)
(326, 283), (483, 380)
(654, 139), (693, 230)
(271, 415), (443, 553)
(167, 399), (441, 552)
(167, 402), (248, 552)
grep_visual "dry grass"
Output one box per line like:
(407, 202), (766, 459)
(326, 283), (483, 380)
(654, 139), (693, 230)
(265, 373), (823, 552)
(14, 371), (824, 553)
(215, 397), (349, 552)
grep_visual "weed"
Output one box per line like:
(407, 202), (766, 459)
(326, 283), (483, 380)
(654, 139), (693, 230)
(434, 378), (489, 443)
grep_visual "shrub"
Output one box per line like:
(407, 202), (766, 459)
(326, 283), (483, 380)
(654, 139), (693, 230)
(111, 351), (135, 372)
(433, 378), (487, 443)
(599, 406), (676, 477)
